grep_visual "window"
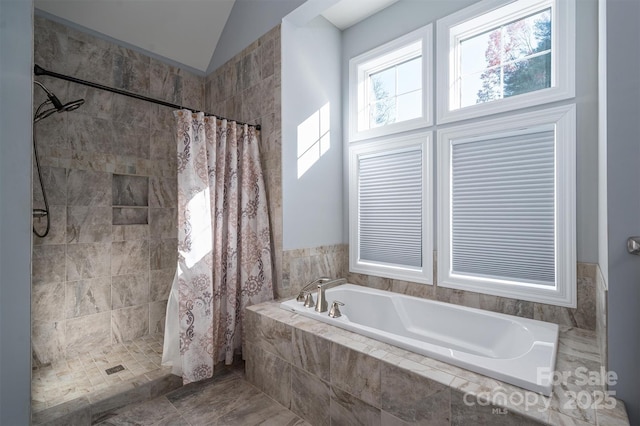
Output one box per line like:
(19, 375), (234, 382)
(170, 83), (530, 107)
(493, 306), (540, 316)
(347, 0), (577, 306)
(349, 133), (433, 284)
(368, 55), (422, 128)
(437, 105), (576, 307)
(437, 0), (575, 123)
(349, 25), (432, 141)
(458, 8), (552, 107)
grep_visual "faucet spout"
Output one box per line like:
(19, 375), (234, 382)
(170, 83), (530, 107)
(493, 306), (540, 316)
(296, 277), (331, 302)
(315, 278), (347, 313)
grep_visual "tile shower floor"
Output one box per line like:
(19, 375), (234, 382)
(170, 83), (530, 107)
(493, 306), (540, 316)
(95, 368), (309, 425)
(32, 334), (165, 413)
(32, 335), (307, 425)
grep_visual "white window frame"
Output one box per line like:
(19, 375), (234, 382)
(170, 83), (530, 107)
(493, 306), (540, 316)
(437, 105), (576, 307)
(349, 24), (433, 142)
(436, 0), (575, 124)
(349, 133), (433, 284)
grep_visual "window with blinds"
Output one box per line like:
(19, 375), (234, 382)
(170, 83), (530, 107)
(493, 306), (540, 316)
(450, 130), (555, 286)
(359, 147), (423, 267)
(349, 134), (432, 284)
(437, 106), (576, 307)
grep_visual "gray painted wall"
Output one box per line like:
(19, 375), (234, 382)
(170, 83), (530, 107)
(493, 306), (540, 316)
(575, 0), (600, 265)
(340, 0), (599, 263)
(0, 0), (34, 423)
(281, 16), (343, 250)
(605, 0), (640, 421)
(208, 0), (305, 73)
(598, 0), (609, 286)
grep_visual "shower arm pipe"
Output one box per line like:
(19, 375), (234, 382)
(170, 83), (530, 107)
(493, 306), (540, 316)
(34, 64), (261, 131)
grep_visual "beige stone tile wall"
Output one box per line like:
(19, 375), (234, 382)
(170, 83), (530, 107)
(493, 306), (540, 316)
(596, 265), (608, 370)
(204, 25), (284, 297)
(281, 245), (348, 299)
(347, 262), (597, 331)
(283, 243), (597, 331)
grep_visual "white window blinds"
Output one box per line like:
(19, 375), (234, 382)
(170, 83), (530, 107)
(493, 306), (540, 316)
(450, 130), (555, 286)
(358, 146), (423, 268)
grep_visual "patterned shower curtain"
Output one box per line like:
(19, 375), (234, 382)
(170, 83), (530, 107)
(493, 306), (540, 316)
(173, 110), (274, 383)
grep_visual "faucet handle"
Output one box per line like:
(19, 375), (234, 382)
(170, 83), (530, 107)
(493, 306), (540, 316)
(303, 292), (315, 308)
(329, 300), (344, 318)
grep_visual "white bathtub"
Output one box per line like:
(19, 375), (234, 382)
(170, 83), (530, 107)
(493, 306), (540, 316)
(280, 284), (558, 395)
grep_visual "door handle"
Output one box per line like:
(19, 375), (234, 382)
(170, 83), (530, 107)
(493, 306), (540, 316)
(627, 237), (640, 255)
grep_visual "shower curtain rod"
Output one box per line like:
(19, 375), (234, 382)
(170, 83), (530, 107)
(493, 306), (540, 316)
(34, 64), (261, 131)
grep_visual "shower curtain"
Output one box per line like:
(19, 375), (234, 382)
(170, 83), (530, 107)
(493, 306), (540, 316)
(162, 111), (274, 384)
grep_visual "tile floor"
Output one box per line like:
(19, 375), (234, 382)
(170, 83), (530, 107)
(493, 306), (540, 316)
(32, 334), (165, 413)
(32, 334), (307, 425)
(95, 367), (309, 426)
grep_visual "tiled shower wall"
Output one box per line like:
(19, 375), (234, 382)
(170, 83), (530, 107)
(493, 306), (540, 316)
(31, 16), (204, 365)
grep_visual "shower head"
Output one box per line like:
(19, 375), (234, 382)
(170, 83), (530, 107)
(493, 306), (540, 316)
(33, 80), (84, 122)
(60, 98), (85, 112)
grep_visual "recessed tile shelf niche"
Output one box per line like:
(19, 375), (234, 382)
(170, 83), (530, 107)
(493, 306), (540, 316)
(112, 174), (149, 225)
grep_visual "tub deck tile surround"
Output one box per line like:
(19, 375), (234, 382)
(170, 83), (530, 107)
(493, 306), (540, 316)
(330, 386), (382, 426)
(245, 301), (630, 426)
(381, 362), (451, 425)
(291, 366), (331, 426)
(292, 327), (331, 382)
(244, 341), (292, 409)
